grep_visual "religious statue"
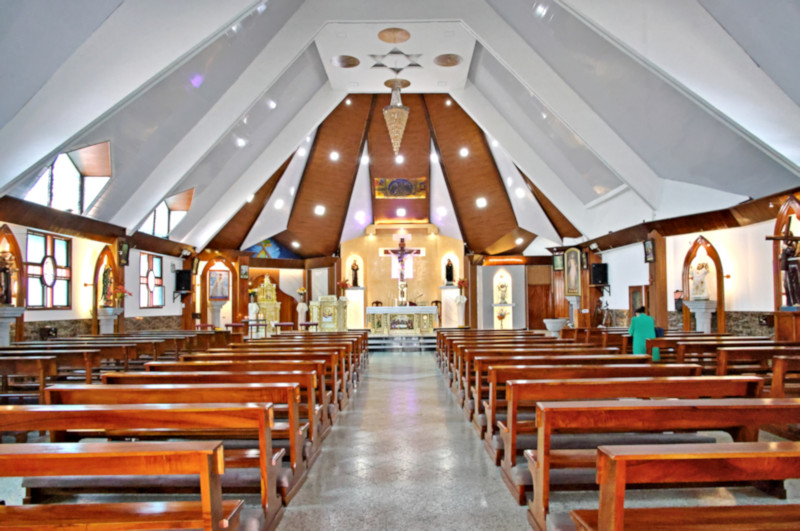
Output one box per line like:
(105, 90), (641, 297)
(101, 266), (114, 307)
(497, 282), (508, 304)
(690, 262), (710, 300)
(0, 251), (15, 306)
(445, 259), (454, 285)
(781, 240), (800, 306)
(351, 260), (359, 287)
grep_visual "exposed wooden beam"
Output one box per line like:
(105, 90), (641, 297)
(0, 196), (123, 243)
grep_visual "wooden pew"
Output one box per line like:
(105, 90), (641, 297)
(45, 382), (309, 504)
(458, 347), (621, 409)
(0, 356), (57, 404)
(145, 359), (338, 426)
(770, 355), (800, 398)
(1, 403), (282, 528)
(0, 348), (105, 384)
(673, 338), (787, 364)
(179, 351), (347, 410)
(103, 369), (328, 455)
(530, 397), (800, 530)
(715, 345), (800, 375)
(479, 363), (702, 463)
(570, 441), (800, 531)
(0, 441), (242, 530)
(500, 375), (763, 504)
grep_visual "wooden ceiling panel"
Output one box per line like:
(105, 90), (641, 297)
(68, 141), (111, 176)
(518, 168), (582, 239)
(368, 93), (430, 223)
(164, 188), (194, 212)
(206, 157), (291, 250)
(424, 94), (517, 253)
(283, 95), (372, 257)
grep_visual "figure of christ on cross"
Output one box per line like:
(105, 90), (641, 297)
(383, 237), (421, 305)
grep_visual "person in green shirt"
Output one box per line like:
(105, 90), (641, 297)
(629, 306), (659, 360)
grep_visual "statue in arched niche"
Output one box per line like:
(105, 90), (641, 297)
(690, 262), (710, 300)
(781, 240), (800, 306)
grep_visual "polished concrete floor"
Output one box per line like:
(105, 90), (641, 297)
(276, 350), (525, 530)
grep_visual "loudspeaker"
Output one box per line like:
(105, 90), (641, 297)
(175, 270), (192, 292)
(590, 263), (608, 285)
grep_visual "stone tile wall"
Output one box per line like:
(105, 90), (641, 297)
(11, 315), (183, 340)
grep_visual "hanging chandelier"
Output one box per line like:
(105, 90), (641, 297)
(383, 79), (410, 156)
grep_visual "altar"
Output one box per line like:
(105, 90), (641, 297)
(366, 306), (437, 336)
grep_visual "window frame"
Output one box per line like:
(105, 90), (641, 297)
(26, 154), (109, 215)
(25, 231), (72, 310)
(138, 252), (164, 309)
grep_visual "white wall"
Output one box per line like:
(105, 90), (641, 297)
(601, 243), (650, 309)
(666, 220), (774, 312)
(311, 268), (329, 300)
(602, 220), (774, 312)
(477, 265), (526, 329)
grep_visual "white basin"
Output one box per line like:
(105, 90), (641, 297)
(543, 318), (568, 337)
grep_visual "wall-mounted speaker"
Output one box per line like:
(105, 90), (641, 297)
(175, 270), (192, 292)
(590, 263), (608, 285)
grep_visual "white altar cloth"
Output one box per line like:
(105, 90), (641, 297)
(366, 305), (437, 335)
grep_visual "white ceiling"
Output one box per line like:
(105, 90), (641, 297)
(1, 0), (799, 254)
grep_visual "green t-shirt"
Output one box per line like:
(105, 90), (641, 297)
(629, 313), (657, 359)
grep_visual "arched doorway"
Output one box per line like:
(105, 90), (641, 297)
(0, 224), (26, 341)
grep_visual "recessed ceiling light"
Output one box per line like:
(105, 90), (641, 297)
(476, 197), (487, 208)
(515, 237), (524, 245)
(256, 2), (267, 14)
(306, 136), (311, 143)
(329, 151), (339, 161)
(534, 4), (548, 18)
(459, 147), (469, 158)
(506, 177), (513, 187)
(430, 152), (439, 164)
(395, 154), (404, 164)
(267, 99), (277, 109)
(361, 154), (370, 164)
(491, 139), (499, 148)
(289, 186), (295, 196)
(291, 241), (300, 248)
(242, 116), (248, 125)
(274, 198), (284, 209)
(297, 147), (307, 157)
(436, 206), (447, 217)
(445, 99), (452, 107)
(230, 23), (241, 33)
(235, 137), (248, 148)
(246, 194), (254, 203)
(541, 111), (548, 120)
(396, 208), (406, 217)
(314, 205), (326, 216)
(345, 98), (352, 105)
(515, 187), (526, 198)
(355, 210), (366, 224)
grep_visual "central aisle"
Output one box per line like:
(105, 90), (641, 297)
(277, 349), (523, 529)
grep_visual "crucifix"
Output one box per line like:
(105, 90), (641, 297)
(382, 237), (421, 305)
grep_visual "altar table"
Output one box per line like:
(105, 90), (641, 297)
(366, 306), (437, 336)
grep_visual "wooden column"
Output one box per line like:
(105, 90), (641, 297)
(181, 257), (194, 330)
(648, 230), (668, 329)
(236, 254), (249, 323)
(468, 257), (478, 328)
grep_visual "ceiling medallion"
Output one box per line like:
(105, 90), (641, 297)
(378, 27), (411, 44)
(383, 79), (411, 156)
(434, 53), (463, 67)
(370, 48), (422, 76)
(331, 55), (360, 68)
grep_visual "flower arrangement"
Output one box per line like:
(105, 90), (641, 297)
(336, 280), (350, 296)
(113, 285), (132, 308)
(297, 286), (307, 301)
(497, 308), (508, 329)
(457, 277), (468, 295)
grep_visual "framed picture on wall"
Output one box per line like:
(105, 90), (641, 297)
(240, 265), (249, 280)
(553, 254), (564, 271)
(564, 247), (582, 297)
(191, 257), (200, 274)
(209, 270), (230, 300)
(643, 239), (655, 263)
(581, 251), (588, 270)
(118, 241), (130, 267)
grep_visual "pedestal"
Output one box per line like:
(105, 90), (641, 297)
(97, 307), (124, 335)
(566, 296), (581, 327)
(297, 302), (308, 328)
(455, 294), (467, 327)
(684, 299), (716, 333)
(440, 286), (461, 327)
(210, 300), (227, 329)
(345, 287), (364, 329)
(0, 306), (25, 346)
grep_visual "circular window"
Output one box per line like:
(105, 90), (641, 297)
(146, 270), (156, 292)
(42, 256), (57, 287)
